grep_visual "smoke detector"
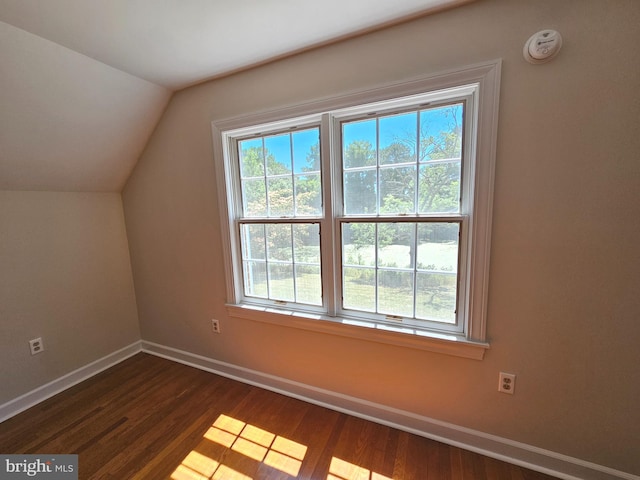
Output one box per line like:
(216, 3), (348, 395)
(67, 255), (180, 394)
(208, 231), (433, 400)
(524, 30), (563, 64)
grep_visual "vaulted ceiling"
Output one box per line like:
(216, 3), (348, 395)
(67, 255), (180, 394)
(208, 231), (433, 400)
(0, 0), (470, 192)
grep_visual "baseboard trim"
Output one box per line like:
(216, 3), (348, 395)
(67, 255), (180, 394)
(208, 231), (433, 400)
(141, 340), (637, 480)
(0, 341), (142, 423)
(1, 341), (636, 479)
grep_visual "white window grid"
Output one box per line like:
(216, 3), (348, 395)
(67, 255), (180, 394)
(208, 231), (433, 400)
(213, 61), (501, 345)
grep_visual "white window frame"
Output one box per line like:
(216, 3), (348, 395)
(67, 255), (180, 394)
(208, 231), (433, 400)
(212, 60), (501, 360)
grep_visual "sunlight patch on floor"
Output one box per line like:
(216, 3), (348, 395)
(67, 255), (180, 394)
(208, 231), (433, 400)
(328, 456), (393, 480)
(171, 413), (307, 479)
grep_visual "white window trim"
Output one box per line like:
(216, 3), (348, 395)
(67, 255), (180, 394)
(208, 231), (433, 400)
(212, 60), (501, 360)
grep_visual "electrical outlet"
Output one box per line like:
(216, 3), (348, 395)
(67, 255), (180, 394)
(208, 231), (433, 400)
(498, 372), (516, 394)
(211, 319), (221, 334)
(29, 337), (44, 355)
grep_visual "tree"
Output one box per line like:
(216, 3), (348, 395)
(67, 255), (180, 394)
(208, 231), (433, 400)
(417, 126), (462, 213)
(379, 142), (415, 214)
(240, 145), (296, 216)
(294, 142), (321, 215)
(304, 142), (321, 171)
(340, 105), (463, 271)
(343, 140), (377, 215)
(384, 105), (463, 214)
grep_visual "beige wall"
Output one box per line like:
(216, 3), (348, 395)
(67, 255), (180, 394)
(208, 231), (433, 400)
(0, 191), (140, 403)
(123, 0), (640, 474)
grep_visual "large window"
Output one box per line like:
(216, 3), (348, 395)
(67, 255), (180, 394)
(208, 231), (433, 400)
(213, 62), (500, 359)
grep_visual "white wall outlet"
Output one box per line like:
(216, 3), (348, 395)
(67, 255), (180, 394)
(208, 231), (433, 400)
(498, 372), (516, 394)
(211, 319), (221, 334)
(29, 337), (44, 355)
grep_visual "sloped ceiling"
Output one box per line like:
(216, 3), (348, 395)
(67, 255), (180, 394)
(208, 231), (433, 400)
(0, 0), (470, 192)
(0, 21), (170, 192)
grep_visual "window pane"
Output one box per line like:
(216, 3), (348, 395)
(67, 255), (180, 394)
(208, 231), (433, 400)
(342, 223), (375, 267)
(380, 165), (416, 214)
(293, 224), (321, 305)
(379, 112), (416, 165)
(415, 272), (456, 323)
(419, 104), (463, 161)
(344, 170), (377, 215)
(377, 223), (415, 269)
(342, 221), (459, 324)
(416, 222), (458, 323)
(266, 224), (292, 262)
(294, 174), (321, 216)
(268, 263), (294, 301)
(292, 128), (320, 173)
(243, 260), (267, 298)
(378, 270), (414, 317)
(342, 106), (465, 217)
(293, 224), (319, 264)
(242, 178), (267, 217)
(239, 138), (264, 177)
(418, 162), (461, 214)
(343, 120), (376, 168)
(241, 223), (321, 306)
(240, 129), (321, 220)
(416, 223), (459, 273)
(267, 177), (294, 217)
(343, 267), (375, 312)
(295, 265), (321, 305)
(264, 134), (292, 175)
(343, 118), (377, 215)
(417, 103), (463, 214)
(241, 224), (265, 260)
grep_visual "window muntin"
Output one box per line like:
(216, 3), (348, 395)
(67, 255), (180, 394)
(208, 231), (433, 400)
(236, 126), (323, 309)
(341, 221), (460, 326)
(233, 100), (471, 329)
(214, 63), (501, 357)
(215, 66), (500, 349)
(238, 127), (321, 219)
(341, 103), (463, 217)
(336, 102), (467, 332)
(240, 222), (322, 306)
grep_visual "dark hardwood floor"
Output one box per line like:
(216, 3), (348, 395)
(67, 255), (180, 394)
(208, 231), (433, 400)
(0, 353), (558, 479)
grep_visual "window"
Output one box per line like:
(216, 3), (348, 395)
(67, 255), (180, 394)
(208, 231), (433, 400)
(213, 61), (500, 359)
(236, 127), (323, 307)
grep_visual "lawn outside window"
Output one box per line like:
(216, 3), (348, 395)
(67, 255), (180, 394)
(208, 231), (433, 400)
(212, 61), (501, 359)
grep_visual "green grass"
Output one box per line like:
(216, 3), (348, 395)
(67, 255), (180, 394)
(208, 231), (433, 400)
(245, 241), (458, 322)
(256, 271), (455, 323)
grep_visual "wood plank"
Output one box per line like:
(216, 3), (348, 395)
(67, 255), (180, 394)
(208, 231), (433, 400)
(0, 353), (560, 479)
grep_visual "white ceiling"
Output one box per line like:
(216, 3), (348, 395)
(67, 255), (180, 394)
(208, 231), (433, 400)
(0, 0), (469, 192)
(0, 0), (468, 90)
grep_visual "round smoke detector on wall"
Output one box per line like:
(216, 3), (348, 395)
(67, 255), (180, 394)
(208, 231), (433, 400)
(523, 30), (563, 64)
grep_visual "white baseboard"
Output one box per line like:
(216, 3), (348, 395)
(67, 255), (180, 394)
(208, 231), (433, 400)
(141, 340), (638, 480)
(0, 341), (141, 423)
(1, 340), (636, 480)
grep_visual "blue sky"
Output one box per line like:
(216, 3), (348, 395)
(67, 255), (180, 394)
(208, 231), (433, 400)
(343, 103), (463, 156)
(264, 128), (320, 174)
(240, 103), (462, 174)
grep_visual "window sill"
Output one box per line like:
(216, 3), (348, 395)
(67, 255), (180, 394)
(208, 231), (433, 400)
(226, 304), (489, 360)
